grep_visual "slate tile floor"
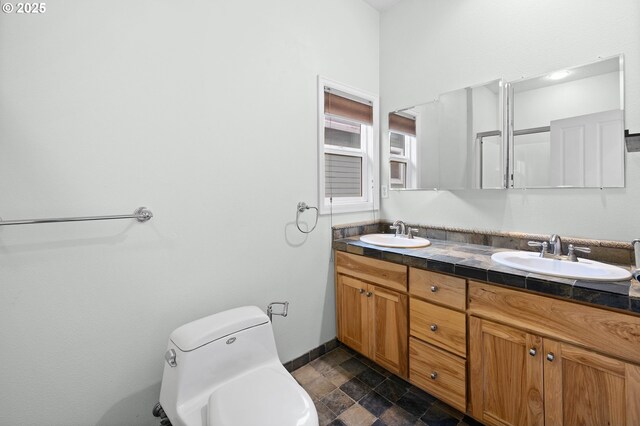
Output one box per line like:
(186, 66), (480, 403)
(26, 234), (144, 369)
(292, 346), (483, 426)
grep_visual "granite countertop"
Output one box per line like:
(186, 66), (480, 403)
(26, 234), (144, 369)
(333, 235), (640, 315)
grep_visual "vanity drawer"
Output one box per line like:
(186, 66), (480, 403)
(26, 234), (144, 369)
(410, 298), (466, 357)
(336, 252), (407, 292)
(409, 268), (466, 311)
(409, 337), (466, 412)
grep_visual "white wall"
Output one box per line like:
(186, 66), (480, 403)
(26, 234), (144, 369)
(380, 0), (640, 241)
(0, 1), (379, 425)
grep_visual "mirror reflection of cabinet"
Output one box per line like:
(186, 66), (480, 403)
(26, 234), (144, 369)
(385, 55), (626, 191)
(388, 79), (504, 190)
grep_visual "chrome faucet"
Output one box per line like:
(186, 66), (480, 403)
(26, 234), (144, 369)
(390, 220), (406, 237)
(549, 234), (562, 256)
(529, 235), (592, 262)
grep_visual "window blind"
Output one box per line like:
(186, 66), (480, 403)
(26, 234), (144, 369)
(325, 154), (362, 197)
(324, 90), (373, 125)
(389, 112), (416, 136)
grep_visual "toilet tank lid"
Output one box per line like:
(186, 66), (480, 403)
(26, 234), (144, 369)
(170, 306), (269, 352)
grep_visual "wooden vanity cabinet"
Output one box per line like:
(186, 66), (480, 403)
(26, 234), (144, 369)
(335, 250), (640, 425)
(335, 252), (408, 377)
(408, 268), (467, 412)
(469, 281), (640, 426)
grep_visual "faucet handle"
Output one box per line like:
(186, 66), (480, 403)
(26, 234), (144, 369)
(567, 244), (591, 262)
(572, 245), (591, 254)
(528, 241), (548, 258)
(528, 241), (547, 249)
(407, 228), (419, 239)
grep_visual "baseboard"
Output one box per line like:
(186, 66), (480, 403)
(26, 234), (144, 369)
(283, 338), (340, 372)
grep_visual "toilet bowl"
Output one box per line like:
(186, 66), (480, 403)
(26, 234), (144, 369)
(157, 306), (318, 426)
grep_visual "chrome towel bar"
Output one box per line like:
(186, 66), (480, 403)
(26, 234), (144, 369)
(0, 206), (153, 226)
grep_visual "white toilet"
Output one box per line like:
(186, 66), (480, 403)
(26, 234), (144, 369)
(157, 306), (318, 426)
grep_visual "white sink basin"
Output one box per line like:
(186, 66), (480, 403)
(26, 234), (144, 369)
(360, 234), (431, 248)
(491, 251), (631, 282)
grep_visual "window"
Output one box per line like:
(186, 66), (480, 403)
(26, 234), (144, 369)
(390, 132), (409, 188)
(388, 112), (417, 189)
(318, 77), (379, 214)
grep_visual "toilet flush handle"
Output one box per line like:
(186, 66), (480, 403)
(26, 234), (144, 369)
(165, 349), (177, 367)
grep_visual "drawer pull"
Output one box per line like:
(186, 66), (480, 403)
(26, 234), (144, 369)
(547, 352), (555, 362)
(529, 348), (537, 357)
(430, 324), (438, 332)
(430, 285), (438, 292)
(430, 372), (438, 380)
(359, 288), (365, 294)
(366, 291), (373, 297)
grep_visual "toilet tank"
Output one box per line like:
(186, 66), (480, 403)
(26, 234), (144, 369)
(159, 306), (280, 426)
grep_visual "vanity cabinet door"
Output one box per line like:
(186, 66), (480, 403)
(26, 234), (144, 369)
(469, 316), (544, 426)
(336, 274), (369, 355)
(369, 285), (408, 377)
(543, 339), (640, 426)
(336, 273), (408, 378)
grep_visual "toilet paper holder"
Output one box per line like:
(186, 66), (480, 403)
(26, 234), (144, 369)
(267, 301), (289, 322)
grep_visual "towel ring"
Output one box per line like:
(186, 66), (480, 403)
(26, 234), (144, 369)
(296, 201), (318, 234)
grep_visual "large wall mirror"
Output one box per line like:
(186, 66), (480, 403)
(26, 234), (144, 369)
(386, 55), (625, 191)
(510, 55), (625, 188)
(388, 79), (505, 190)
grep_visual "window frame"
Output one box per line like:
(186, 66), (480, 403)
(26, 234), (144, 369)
(324, 116), (368, 201)
(318, 76), (379, 215)
(389, 131), (417, 189)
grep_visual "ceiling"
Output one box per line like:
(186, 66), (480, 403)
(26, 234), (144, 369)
(362, 0), (403, 11)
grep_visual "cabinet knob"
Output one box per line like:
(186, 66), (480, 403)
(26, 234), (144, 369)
(430, 285), (438, 292)
(529, 348), (537, 357)
(547, 352), (555, 362)
(366, 291), (372, 297)
(430, 324), (438, 332)
(430, 372), (438, 380)
(359, 288), (365, 294)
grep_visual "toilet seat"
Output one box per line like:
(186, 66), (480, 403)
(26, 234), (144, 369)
(207, 365), (318, 426)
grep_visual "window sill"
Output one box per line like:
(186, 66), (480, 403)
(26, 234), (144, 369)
(319, 201), (377, 215)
